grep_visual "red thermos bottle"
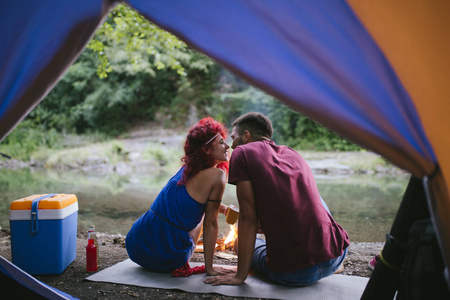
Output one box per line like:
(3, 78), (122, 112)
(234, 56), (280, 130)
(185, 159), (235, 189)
(86, 231), (98, 272)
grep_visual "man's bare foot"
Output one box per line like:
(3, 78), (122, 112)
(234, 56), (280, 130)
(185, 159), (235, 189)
(334, 264), (344, 274)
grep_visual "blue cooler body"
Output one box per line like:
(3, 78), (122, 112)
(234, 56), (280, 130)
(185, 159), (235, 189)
(9, 194), (78, 275)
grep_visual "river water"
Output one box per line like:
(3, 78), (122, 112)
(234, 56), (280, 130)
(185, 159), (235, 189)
(0, 167), (408, 242)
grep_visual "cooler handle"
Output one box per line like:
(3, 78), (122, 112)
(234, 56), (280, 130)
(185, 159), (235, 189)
(31, 193), (57, 234)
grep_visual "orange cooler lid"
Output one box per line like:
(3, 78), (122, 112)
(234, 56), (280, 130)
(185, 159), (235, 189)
(9, 194), (78, 210)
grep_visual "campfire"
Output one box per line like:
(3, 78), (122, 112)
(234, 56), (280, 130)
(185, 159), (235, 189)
(219, 224), (238, 251)
(195, 224), (238, 253)
(195, 205), (239, 255)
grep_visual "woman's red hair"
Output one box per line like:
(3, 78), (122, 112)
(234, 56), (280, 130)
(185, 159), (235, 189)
(179, 117), (229, 185)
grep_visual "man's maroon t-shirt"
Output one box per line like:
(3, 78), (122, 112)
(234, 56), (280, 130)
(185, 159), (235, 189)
(229, 140), (350, 272)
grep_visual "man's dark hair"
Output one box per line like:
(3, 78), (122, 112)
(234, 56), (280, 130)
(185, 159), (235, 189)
(232, 112), (273, 139)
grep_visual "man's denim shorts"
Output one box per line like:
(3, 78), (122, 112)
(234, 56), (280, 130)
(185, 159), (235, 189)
(251, 238), (348, 287)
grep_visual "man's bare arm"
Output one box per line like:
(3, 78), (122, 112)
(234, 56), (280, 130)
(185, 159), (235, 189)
(204, 180), (258, 285)
(234, 180), (258, 282)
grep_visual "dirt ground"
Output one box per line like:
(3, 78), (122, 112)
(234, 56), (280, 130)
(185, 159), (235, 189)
(0, 229), (382, 299)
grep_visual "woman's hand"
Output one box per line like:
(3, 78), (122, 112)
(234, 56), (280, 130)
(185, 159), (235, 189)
(204, 273), (245, 286)
(218, 204), (228, 215)
(206, 266), (236, 276)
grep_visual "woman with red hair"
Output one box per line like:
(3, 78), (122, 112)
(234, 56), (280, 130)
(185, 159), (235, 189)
(126, 117), (233, 276)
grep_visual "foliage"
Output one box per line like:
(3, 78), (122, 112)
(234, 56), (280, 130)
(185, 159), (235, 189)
(142, 145), (182, 169)
(0, 120), (61, 160)
(210, 73), (360, 151)
(22, 3), (216, 136)
(87, 3), (188, 78)
(1, 3), (360, 162)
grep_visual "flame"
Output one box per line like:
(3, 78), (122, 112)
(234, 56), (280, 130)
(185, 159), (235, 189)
(223, 224), (238, 245)
(197, 224), (238, 253)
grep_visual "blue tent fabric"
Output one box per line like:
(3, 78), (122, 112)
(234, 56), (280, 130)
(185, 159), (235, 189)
(0, 0), (115, 141)
(126, 0), (437, 177)
(0, 0), (449, 290)
(0, 0), (437, 182)
(0, 255), (78, 299)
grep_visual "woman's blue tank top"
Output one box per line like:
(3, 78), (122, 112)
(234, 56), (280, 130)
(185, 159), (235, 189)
(125, 167), (206, 272)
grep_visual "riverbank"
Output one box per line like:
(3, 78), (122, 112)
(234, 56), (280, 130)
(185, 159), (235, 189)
(0, 230), (382, 299)
(0, 124), (408, 178)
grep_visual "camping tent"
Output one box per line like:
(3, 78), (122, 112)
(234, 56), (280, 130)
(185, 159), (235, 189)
(0, 254), (78, 299)
(1, 0), (449, 297)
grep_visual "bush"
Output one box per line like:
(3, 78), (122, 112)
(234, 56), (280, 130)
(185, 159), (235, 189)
(0, 121), (61, 160)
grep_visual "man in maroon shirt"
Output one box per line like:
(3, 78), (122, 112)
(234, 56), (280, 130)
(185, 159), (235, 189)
(205, 112), (349, 286)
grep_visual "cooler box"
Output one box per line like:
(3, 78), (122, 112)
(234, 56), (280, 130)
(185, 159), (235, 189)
(9, 193), (78, 275)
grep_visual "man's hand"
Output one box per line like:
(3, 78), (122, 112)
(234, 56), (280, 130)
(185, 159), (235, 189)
(204, 273), (245, 286)
(206, 266), (236, 276)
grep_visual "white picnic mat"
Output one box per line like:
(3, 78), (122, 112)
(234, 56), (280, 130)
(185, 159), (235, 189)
(86, 259), (369, 300)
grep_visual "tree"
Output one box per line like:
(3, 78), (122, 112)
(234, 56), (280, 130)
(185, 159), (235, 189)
(23, 3), (217, 135)
(4, 3), (359, 153)
(87, 3), (190, 79)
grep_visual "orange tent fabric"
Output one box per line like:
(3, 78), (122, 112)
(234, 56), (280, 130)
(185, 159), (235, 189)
(348, 0), (450, 280)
